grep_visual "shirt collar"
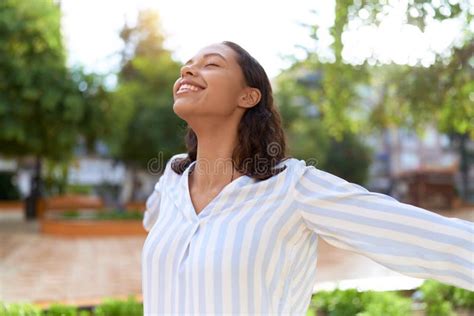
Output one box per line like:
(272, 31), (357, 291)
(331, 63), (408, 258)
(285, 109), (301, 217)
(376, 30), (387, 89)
(167, 158), (294, 222)
(169, 159), (255, 222)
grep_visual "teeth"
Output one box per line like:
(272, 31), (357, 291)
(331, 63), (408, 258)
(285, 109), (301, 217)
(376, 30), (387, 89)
(178, 83), (202, 92)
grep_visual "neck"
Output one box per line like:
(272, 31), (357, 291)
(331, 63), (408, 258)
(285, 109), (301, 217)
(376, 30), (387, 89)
(190, 123), (242, 190)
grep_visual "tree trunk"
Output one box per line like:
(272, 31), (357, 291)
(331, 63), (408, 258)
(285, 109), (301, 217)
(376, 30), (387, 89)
(25, 155), (43, 220)
(459, 132), (470, 201)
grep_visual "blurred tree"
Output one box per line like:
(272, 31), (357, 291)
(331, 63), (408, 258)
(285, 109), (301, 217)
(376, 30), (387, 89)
(40, 69), (113, 197)
(71, 68), (114, 154)
(0, 0), (81, 219)
(295, 0), (472, 137)
(111, 10), (185, 201)
(359, 1), (474, 199)
(0, 0), (82, 159)
(367, 39), (474, 198)
(289, 0), (371, 140)
(323, 132), (373, 185)
(275, 65), (372, 185)
(0, 0), (111, 217)
(279, 0), (472, 194)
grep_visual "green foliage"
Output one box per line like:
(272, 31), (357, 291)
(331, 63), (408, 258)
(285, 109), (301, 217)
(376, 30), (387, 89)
(274, 67), (330, 164)
(65, 184), (94, 195)
(43, 159), (69, 197)
(0, 301), (41, 316)
(452, 285), (474, 309)
(282, 0), (473, 140)
(276, 0), (473, 200)
(368, 41), (474, 138)
(42, 304), (77, 316)
(0, 171), (20, 200)
(93, 296), (143, 316)
(0, 297), (141, 316)
(322, 133), (372, 185)
(0, 0), (113, 219)
(275, 71), (372, 185)
(418, 279), (474, 316)
(70, 68), (113, 153)
(0, 0), (112, 219)
(357, 291), (412, 316)
(61, 209), (80, 218)
(312, 288), (368, 315)
(0, 0), (82, 161)
(307, 280), (473, 316)
(60, 209), (143, 220)
(109, 10), (185, 169)
(1, 280), (471, 315)
(348, 0), (471, 31)
(310, 288), (412, 316)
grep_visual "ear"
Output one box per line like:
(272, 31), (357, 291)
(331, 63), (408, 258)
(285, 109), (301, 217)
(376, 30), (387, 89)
(238, 87), (261, 109)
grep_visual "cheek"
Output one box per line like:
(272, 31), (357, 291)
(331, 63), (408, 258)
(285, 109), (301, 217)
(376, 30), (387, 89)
(205, 80), (240, 109)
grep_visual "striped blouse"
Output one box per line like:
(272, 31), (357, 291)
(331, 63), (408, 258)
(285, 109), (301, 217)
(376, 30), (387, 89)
(141, 153), (474, 315)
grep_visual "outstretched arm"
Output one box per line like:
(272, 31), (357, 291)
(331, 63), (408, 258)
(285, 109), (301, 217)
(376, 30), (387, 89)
(293, 164), (473, 291)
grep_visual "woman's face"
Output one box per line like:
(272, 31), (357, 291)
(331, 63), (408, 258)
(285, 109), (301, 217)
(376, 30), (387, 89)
(172, 43), (248, 121)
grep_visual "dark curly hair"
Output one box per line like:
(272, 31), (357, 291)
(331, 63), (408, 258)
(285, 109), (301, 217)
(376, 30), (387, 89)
(171, 41), (290, 181)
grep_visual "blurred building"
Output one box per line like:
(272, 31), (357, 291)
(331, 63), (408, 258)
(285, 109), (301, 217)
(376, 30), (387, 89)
(0, 138), (159, 205)
(365, 125), (474, 208)
(282, 69), (473, 208)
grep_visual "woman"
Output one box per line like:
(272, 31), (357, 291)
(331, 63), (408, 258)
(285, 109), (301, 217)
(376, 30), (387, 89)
(142, 41), (473, 315)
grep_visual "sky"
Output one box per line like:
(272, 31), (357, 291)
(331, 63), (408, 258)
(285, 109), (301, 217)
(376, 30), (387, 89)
(60, 0), (472, 83)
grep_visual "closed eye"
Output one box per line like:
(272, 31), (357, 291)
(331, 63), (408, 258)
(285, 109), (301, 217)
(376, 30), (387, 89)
(205, 63), (219, 67)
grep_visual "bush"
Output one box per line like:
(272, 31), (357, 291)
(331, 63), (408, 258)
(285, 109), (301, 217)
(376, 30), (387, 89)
(0, 297), (142, 316)
(416, 279), (474, 316)
(66, 184), (93, 195)
(357, 291), (412, 316)
(310, 288), (411, 316)
(58, 208), (143, 220)
(0, 280), (471, 316)
(311, 288), (367, 315)
(93, 296), (142, 316)
(0, 301), (41, 316)
(42, 304), (77, 316)
(62, 209), (81, 218)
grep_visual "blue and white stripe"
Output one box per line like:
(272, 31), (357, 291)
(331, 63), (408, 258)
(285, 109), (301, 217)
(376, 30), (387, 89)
(142, 153), (474, 315)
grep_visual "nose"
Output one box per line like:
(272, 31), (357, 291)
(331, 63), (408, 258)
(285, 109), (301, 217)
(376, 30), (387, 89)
(180, 63), (196, 78)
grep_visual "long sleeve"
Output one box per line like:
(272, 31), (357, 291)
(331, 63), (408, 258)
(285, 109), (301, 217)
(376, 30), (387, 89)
(293, 164), (474, 291)
(142, 154), (178, 232)
(143, 178), (163, 232)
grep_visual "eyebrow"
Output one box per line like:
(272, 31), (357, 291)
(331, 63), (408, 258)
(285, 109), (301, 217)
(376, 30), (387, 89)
(184, 53), (227, 66)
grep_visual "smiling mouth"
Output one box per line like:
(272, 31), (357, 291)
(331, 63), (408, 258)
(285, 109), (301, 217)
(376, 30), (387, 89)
(177, 84), (205, 95)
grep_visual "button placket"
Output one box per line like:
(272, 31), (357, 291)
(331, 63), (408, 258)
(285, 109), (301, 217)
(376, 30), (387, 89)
(198, 217), (210, 229)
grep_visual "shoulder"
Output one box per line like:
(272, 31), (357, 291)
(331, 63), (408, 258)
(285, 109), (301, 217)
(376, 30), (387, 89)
(283, 156), (342, 180)
(282, 156), (339, 189)
(261, 156), (308, 189)
(277, 156), (310, 179)
(288, 156), (371, 194)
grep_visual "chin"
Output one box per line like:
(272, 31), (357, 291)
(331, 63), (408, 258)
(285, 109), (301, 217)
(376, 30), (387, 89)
(173, 100), (196, 120)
